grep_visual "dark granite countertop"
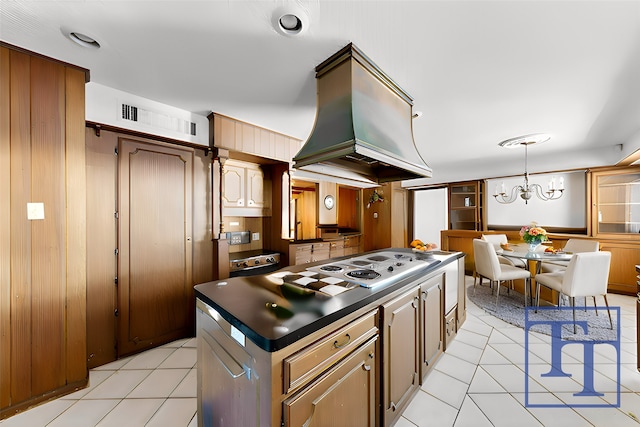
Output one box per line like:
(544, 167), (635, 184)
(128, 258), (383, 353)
(194, 248), (464, 352)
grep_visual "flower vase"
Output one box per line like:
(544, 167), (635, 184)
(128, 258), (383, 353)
(528, 241), (541, 252)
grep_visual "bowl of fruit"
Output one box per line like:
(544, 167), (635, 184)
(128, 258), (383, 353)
(409, 239), (438, 252)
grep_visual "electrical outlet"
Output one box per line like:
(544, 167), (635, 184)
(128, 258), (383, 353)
(252, 232), (260, 241)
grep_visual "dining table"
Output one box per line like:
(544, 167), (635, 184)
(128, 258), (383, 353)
(499, 247), (574, 275)
(497, 245), (574, 305)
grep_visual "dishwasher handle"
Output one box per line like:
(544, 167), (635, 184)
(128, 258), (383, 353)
(202, 329), (247, 379)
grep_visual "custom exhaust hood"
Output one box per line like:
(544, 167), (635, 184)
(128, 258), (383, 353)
(293, 43), (432, 186)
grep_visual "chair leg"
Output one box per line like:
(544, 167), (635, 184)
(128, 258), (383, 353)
(593, 296), (598, 316)
(535, 282), (541, 313)
(572, 297), (577, 334)
(523, 278), (528, 307)
(495, 280), (500, 306)
(603, 294), (613, 330)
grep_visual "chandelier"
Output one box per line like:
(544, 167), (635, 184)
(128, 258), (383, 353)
(493, 134), (564, 204)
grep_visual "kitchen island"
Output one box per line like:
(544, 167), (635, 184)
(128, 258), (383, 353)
(195, 248), (465, 427)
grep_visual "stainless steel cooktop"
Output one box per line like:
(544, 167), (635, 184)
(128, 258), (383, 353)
(305, 250), (441, 289)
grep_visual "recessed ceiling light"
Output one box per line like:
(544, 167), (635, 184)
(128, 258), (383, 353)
(272, 6), (308, 36)
(498, 133), (551, 148)
(67, 31), (101, 49)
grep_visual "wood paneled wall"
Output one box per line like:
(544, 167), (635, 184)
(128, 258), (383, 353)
(363, 182), (408, 251)
(0, 45), (88, 419)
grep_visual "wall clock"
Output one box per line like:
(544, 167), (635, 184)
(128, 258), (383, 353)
(324, 195), (335, 210)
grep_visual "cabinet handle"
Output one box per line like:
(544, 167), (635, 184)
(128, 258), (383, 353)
(390, 402), (397, 412)
(363, 364), (371, 371)
(333, 333), (351, 348)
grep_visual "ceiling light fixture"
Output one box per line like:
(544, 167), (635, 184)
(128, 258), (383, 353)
(272, 6), (308, 36)
(66, 30), (101, 49)
(493, 133), (564, 204)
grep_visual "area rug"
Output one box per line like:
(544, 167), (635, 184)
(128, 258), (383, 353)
(467, 282), (618, 342)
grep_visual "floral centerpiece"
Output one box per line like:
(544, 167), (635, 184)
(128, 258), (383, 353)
(519, 222), (548, 251)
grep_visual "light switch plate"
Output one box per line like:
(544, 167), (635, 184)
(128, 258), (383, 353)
(252, 232), (260, 241)
(27, 202), (45, 220)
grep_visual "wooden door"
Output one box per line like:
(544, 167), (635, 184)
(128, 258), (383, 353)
(118, 138), (193, 356)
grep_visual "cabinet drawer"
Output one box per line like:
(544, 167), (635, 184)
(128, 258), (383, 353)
(283, 336), (377, 427)
(295, 245), (312, 254)
(283, 309), (378, 394)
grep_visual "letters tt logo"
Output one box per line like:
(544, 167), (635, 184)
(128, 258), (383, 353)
(524, 306), (621, 408)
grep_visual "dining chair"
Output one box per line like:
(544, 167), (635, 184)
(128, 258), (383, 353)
(481, 233), (528, 266)
(475, 234), (527, 289)
(540, 238), (599, 273)
(473, 239), (532, 306)
(534, 251), (612, 333)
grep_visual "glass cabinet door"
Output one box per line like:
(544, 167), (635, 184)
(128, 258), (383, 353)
(594, 169), (640, 235)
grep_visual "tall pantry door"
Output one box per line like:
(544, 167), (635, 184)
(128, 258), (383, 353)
(118, 138), (194, 356)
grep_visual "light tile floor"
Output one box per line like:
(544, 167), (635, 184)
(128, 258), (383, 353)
(2, 276), (639, 426)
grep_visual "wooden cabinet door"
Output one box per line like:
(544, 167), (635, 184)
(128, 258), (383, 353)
(246, 165), (264, 208)
(222, 163), (245, 207)
(283, 337), (377, 427)
(381, 287), (419, 427)
(420, 275), (443, 380)
(118, 138), (193, 356)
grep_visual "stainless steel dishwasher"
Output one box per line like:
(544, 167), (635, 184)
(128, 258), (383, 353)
(196, 298), (271, 427)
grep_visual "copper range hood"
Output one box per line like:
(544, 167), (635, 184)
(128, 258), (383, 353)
(293, 43), (432, 185)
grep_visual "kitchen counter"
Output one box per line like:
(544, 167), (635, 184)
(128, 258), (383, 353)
(194, 248), (463, 352)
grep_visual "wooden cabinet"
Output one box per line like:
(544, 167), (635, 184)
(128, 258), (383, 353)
(449, 181), (482, 230)
(419, 275), (443, 380)
(329, 239), (345, 258)
(283, 310), (378, 427)
(292, 242), (330, 265)
(381, 287), (420, 427)
(222, 159), (269, 216)
(210, 113), (302, 163)
(344, 235), (361, 256)
(283, 336), (377, 427)
(592, 167), (640, 235)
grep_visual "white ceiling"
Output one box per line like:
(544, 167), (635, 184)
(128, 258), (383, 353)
(2, 0), (639, 185)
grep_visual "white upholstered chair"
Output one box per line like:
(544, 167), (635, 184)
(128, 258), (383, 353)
(474, 234), (527, 288)
(534, 251), (612, 333)
(540, 238), (599, 273)
(481, 234), (527, 268)
(473, 239), (532, 306)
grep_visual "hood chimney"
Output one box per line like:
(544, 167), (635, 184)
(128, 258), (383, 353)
(293, 43), (432, 185)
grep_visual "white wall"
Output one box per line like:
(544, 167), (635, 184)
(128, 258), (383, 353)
(86, 82), (209, 146)
(413, 188), (448, 247)
(485, 170), (586, 228)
